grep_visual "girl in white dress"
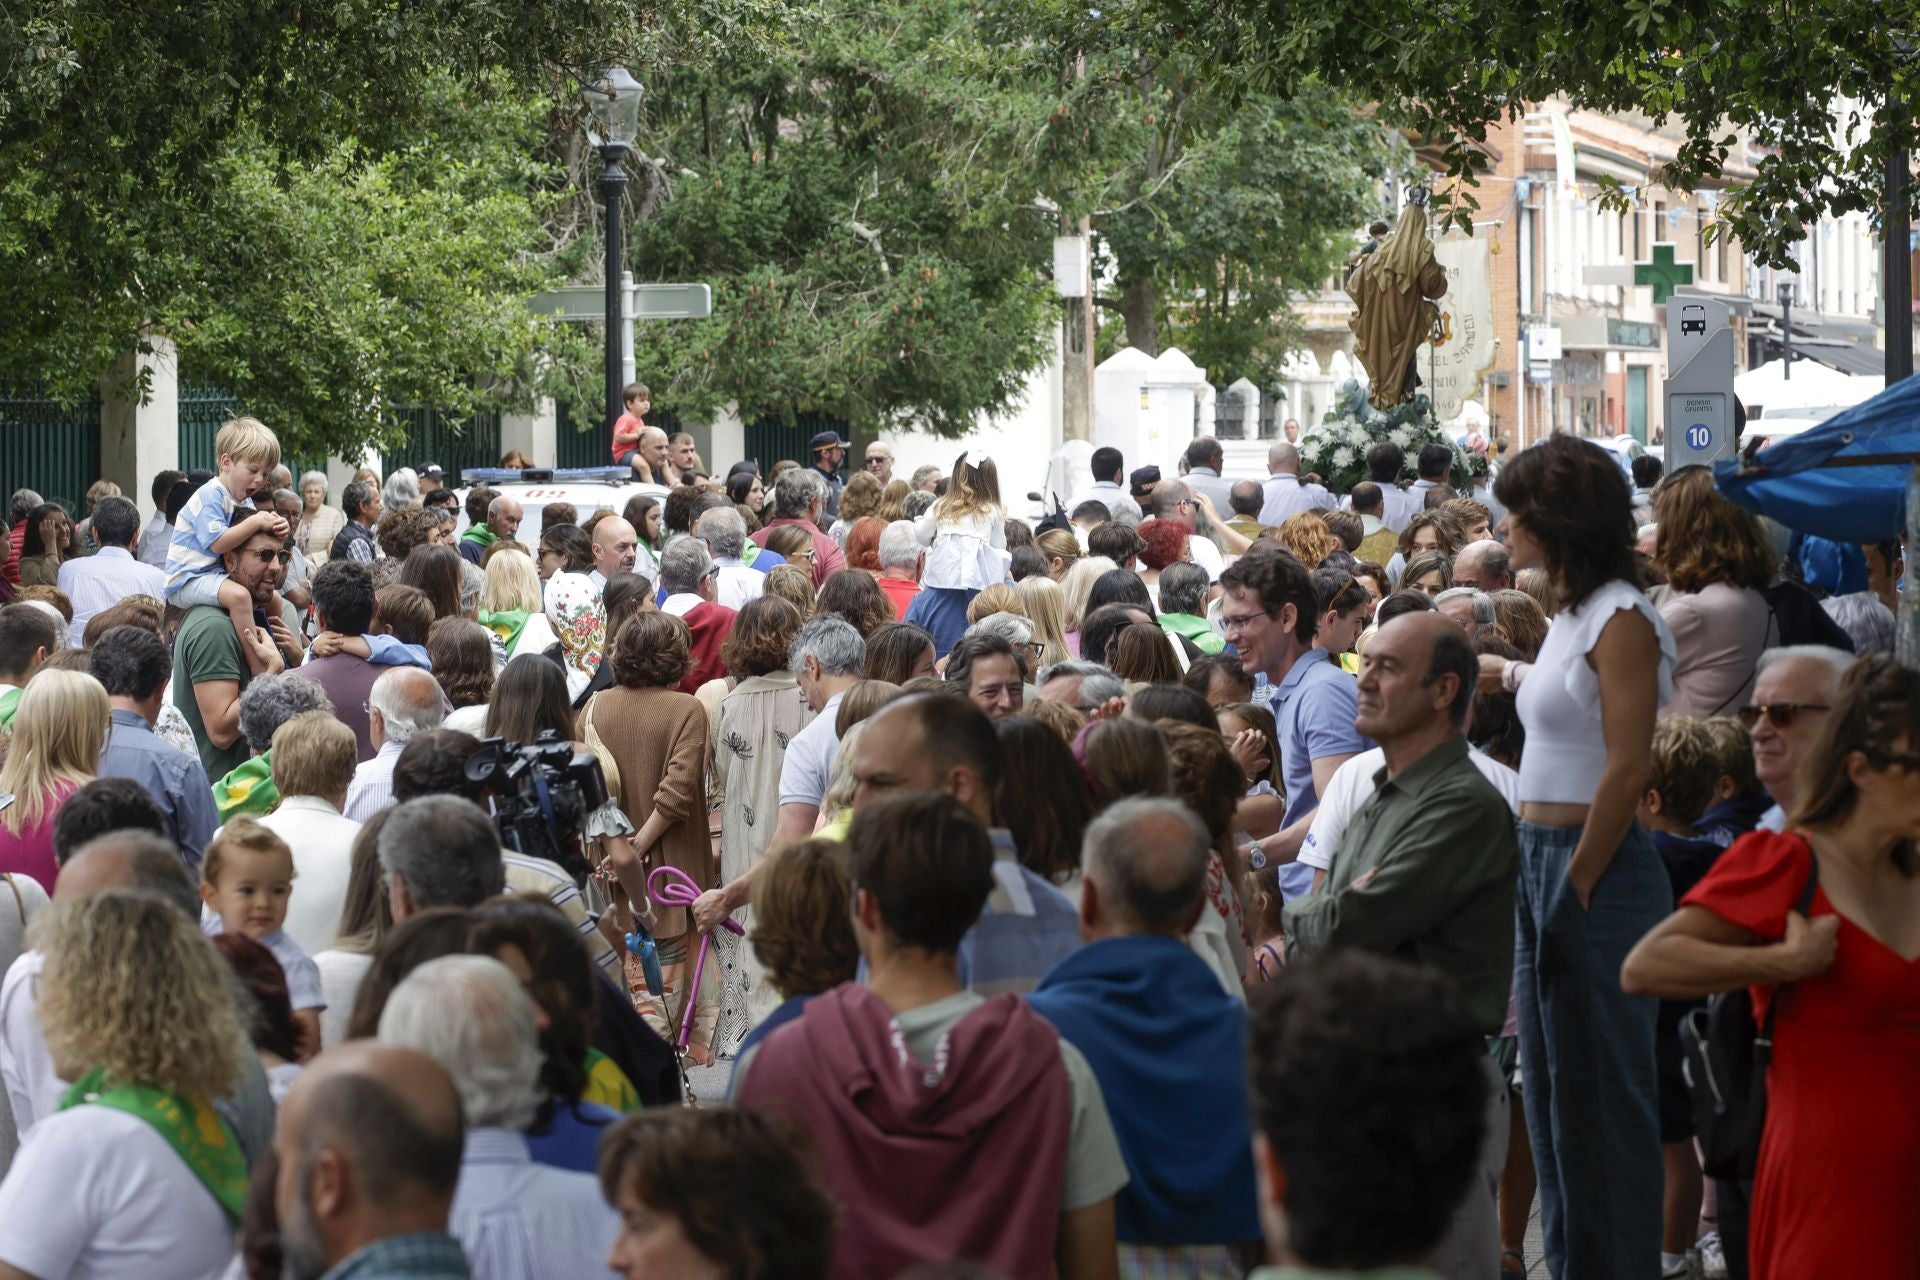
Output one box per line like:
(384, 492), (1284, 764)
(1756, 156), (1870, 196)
(914, 453), (1009, 591)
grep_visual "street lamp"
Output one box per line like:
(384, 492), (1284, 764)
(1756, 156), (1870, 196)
(582, 67), (645, 438)
(1776, 280), (1795, 380)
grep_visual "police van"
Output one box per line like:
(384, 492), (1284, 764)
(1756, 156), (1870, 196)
(452, 466), (669, 550)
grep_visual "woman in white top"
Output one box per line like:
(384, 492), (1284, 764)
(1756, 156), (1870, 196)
(1652, 465), (1777, 718)
(1487, 435), (1677, 1280)
(0, 891), (245, 1279)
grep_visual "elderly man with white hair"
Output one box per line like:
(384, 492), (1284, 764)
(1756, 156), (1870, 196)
(377, 955), (618, 1280)
(694, 505), (766, 609)
(343, 667), (446, 821)
(876, 518), (924, 619)
(1433, 586), (1499, 642)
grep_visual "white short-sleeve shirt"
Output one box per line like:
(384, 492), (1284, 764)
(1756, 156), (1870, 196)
(0, 951), (59, 1134)
(777, 691), (846, 808)
(0, 1105), (238, 1279)
(1298, 744), (1521, 872)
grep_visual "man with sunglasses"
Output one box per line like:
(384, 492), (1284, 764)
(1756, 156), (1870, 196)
(172, 525), (296, 779)
(862, 442), (895, 485)
(1743, 645), (1854, 833)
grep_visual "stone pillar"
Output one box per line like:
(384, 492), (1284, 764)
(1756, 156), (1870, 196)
(500, 398), (557, 468)
(707, 405), (746, 474)
(98, 338), (180, 511)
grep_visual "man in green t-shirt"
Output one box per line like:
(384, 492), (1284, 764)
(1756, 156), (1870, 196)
(172, 526), (300, 780)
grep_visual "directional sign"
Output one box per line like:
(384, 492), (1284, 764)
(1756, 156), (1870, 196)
(1664, 296), (1736, 470)
(529, 282), (712, 321)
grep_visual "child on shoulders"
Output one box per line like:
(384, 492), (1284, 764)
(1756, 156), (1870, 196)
(165, 417), (289, 675)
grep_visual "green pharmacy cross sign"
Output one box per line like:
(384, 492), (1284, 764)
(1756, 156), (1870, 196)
(1634, 244), (1696, 305)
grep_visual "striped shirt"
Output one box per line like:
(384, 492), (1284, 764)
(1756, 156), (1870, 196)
(166, 476), (237, 593)
(448, 1128), (618, 1280)
(501, 853), (620, 983)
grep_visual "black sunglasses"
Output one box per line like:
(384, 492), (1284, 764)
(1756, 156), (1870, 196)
(1737, 703), (1832, 729)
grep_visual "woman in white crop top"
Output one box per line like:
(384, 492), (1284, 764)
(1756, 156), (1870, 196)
(1492, 435), (1677, 1280)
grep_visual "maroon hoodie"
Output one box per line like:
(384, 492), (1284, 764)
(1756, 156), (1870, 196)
(736, 984), (1073, 1279)
(674, 600), (737, 695)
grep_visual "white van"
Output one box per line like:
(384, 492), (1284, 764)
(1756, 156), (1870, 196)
(451, 466), (670, 550)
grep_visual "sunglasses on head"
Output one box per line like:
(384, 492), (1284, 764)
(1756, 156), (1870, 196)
(1737, 702), (1832, 729)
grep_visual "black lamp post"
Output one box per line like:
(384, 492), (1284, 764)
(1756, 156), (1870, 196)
(582, 67), (645, 437)
(1776, 280), (1795, 380)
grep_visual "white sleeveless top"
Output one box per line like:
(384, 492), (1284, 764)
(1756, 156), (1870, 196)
(1516, 578), (1676, 804)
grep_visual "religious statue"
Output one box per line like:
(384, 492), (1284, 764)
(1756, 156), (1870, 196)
(1346, 198), (1448, 411)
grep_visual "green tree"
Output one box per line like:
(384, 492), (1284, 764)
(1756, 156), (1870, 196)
(0, 0), (788, 454)
(1134, 0), (1915, 267)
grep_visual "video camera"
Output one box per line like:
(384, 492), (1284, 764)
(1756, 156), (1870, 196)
(463, 732), (609, 885)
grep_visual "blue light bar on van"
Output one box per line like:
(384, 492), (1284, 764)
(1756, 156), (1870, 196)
(458, 467), (633, 487)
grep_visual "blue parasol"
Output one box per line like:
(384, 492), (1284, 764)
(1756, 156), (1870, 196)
(1715, 375), (1920, 545)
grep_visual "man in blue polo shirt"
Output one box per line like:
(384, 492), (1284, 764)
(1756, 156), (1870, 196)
(1220, 544), (1370, 900)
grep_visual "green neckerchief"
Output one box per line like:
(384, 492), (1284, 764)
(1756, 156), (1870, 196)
(60, 1067), (247, 1222)
(461, 525), (499, 548)
(1158, 609), (1226, 653)
(213, 751), (279, 823)
(583, 1048), (643, 1114)
(0, 686), (19, 731)
(478, 607), (531, 654)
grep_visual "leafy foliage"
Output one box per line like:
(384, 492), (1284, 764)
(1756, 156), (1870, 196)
(1139, 0), (1916, 268)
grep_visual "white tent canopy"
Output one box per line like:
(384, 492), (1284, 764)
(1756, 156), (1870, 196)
(1735, 358), (1882, 417)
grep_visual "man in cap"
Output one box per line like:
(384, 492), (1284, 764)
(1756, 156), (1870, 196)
(417, 463), (446, 496)
(810, 430), (847, 519)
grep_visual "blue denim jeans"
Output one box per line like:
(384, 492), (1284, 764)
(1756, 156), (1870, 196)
(1514, 820), (1671, 1280)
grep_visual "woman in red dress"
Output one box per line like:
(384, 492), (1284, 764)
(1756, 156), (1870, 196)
(1623, 652), (1920, 1279)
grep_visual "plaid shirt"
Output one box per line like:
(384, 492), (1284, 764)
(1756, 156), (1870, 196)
(320, 1233), (470, 1280)
(1119, 1243), (1247, 1280)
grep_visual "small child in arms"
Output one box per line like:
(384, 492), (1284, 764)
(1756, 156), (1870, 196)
(200, 816), (324, 1058)
(307, 583), (434, 670)
(166, 416), (289, 675)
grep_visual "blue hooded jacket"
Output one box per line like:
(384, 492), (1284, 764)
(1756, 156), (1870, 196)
(1027, 934), (1259, 1246)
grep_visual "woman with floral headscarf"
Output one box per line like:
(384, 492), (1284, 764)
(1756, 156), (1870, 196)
(543, 572), (606, 703)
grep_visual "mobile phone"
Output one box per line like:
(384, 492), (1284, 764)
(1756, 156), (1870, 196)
(253, 607), (271, 630)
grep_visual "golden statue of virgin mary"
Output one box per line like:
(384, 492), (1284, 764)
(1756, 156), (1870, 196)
(1346, 200), (1448, 411)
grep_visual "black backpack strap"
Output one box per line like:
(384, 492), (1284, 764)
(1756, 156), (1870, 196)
(1755, 851), (1821, 1066)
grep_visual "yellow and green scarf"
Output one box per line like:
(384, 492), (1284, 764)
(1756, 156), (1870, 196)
(479, 607), (532, 655)
(60, 1068), (247, 1221)
(583, 1048), (643, 1114)
(213, 751), (278, 823)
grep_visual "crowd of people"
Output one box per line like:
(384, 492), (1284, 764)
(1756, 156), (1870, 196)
(0, 415), (1913, 1280)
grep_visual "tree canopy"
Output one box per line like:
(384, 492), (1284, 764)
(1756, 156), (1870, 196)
(1140, 0), (1916, 267)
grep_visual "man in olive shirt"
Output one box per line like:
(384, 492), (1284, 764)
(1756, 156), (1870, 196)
(173, 526), (300, 780)
(1281, 611), (1515, 1280)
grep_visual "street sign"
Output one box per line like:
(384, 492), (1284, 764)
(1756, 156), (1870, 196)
(529, 282), (712, 321)
(1664, 296), (1737, 469)
(1636, 244), (1697, 304)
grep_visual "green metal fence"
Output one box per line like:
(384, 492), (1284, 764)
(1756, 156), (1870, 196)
(177, 385), (244, 474)
(382, 405), (502, 483)
(554, 404), (680, 471)
(0, 383), (101, 511)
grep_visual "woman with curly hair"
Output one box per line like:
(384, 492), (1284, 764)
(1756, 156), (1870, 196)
(0, 890), (248, 1277)
(829, 471), (884, 547)
(843, 515), (888, 574)
(431, 617), (496, 735)
(811, 568), (895, 638)
(762, 562), (817, 614)
(1274, 510), (1339, 569)
(1133, 517), (1191, 606)
(588, 611), (717, 1060)
(737, 838), (858, 1056)
(1396, 510), (1463, 568)
(707, 597), (812, 1057)
(1651, 464), (1777, 717)
(598, 1109), (836, 1280)
(375, 505), (440, 563)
